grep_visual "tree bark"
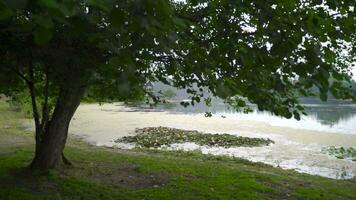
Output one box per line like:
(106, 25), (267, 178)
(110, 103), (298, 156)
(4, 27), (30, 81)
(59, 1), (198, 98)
(30, 86), (85, 171)
(26, 55), (43, 160)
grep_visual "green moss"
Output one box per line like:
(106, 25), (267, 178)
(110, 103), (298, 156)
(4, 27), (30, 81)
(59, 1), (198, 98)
(116, 127), (274, 148)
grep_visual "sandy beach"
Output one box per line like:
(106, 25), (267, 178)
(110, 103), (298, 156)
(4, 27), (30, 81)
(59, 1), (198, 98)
(67, 103), (356, 179)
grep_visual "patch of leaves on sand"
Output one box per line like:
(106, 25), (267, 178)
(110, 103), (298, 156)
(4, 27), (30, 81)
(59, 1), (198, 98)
(115, 127), (274, 148)
(322, 146), (356, 162)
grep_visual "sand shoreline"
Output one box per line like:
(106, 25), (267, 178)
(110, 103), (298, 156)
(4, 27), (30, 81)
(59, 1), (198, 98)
(63, 103), (356, 179)
(70, 103), (356, 145)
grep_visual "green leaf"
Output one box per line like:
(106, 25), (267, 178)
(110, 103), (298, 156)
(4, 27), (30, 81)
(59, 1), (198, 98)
(173, 17), (187, 28)
(84, 0), (114, 12)
(0, 7), (13, 20)
(332, 71), (344, 81)
(37, 0), (58, 9)
(34, 27), (53, 45)
(4, 0), (27, 9)
(109, 9), (124, 27)
(34, 15), (53, 29)
(293, 110), (301, 120)
(32, 15), (54, 45)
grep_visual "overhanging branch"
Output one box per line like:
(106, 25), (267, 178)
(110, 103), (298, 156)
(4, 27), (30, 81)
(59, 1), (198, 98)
(10, 67), (31, 85)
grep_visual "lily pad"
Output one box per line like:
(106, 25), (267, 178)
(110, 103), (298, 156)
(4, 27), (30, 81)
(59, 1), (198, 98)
(321, 146), (356, 162)
(115, 127), (274, 148)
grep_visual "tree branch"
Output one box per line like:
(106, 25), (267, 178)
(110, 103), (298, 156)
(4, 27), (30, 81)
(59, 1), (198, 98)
(28, 50), (41, 134)
(0, 27), (21, 33)
(10, 67), (31, 85)
(40, 65), (50, 132)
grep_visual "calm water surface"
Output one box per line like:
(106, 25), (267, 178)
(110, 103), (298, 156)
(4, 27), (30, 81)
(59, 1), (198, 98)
(152, 102), (356, 135)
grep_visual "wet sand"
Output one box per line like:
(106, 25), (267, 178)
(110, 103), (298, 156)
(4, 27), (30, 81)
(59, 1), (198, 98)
(69, 103), (356, 179)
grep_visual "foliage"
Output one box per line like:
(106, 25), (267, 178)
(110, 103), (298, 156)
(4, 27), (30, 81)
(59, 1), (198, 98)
(8, 91), (34, 118)
(116, 127), (274, 148)
(0, 0), (355, 121)
(170, 0), (356, 119)
(0, 0), (355, 169)
(0, 0), (180, 100)
(7, 90), (56, 118)
(0, 0), (183, 166)
(322, 146), (356, 162)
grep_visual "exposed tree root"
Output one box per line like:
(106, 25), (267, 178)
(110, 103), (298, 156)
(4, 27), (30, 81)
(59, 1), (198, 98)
(62, 153), (72, 166)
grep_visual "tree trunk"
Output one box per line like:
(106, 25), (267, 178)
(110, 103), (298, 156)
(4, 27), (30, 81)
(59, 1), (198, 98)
(30, 86), (85, 171)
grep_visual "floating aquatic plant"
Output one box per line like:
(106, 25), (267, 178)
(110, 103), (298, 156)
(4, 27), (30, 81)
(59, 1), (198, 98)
(322, 146), (356, 162)
(115, 127), (274, 148)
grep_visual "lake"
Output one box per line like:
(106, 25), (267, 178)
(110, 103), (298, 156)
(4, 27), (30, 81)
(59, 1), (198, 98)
(68, 102), (356, 179)
(150, 101), (356, 135)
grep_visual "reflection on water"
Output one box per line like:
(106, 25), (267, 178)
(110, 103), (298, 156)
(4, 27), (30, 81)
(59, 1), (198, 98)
(305, 105), (356, 126)
(150, 101), (356, 134)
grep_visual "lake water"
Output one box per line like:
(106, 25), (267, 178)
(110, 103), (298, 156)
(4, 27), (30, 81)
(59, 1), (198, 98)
(68, 102), (356, 179)
(150, 101), (356, 135)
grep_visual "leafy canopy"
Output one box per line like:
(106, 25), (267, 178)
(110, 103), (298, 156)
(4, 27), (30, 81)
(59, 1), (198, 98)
(0, 0), (355, 120)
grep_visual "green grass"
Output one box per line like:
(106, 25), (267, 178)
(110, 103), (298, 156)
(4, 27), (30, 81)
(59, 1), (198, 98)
(0, 99), (356, 200)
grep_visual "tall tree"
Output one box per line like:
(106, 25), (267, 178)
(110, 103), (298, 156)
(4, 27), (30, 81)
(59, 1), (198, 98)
(0, 0), (355, 171)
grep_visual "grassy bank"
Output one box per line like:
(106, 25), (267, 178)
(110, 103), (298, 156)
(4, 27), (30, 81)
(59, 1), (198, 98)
(0, 100), (356, 200)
